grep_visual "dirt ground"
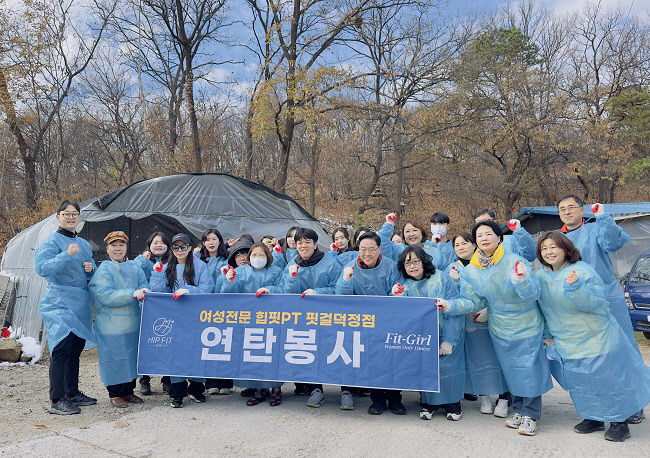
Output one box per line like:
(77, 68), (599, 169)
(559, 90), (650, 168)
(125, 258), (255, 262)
(1, 338), (649, 456)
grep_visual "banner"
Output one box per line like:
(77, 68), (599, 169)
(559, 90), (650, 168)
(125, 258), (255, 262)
(137, 293), (440, 392)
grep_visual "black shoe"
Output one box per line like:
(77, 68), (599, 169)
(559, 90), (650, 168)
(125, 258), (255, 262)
(574, 419), (605, 434)
(48, 399), (81, 415)
(605, 422), (631, 442)
(293, 384), (310, 396)
(162, 382), (171, 394)
(67, 392), (97, 406)
(241, 388), (256, 397)
(368, 401), (387, 415)
(139, 380), (152, 396)
(189, 392), (207, 403)
(170, 398), (183, 408)
(464, 393), (478, 401)
(625, 410), (645, 424)
(388, 401), (406, 415)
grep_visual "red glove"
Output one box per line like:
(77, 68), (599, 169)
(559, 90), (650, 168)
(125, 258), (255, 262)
(256, 288), (269, 297)
(507, 219), (521, 231)
(343, 265), (355, 281)
(433, 235), (442, 243)
(220, 265), (230, 276)
(513, 260), (527, 279)
(449, 265), (460, 281)
(173, 288), (189, 300)
(591, 203), (604, 216)
(436, 298), (450, 311)
(226, 266), (236, 282)
(274, 243), (283, 254)
(391, 283), (405, 296)
(386, 212), (397, 224)
(153, 262), (163, 273)
(288, 264), (299, 278)
(330, 242), (339, 251)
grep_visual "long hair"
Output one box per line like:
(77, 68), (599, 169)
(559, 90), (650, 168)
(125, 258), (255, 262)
(146, 231), (170, 263)
(332, 227), (352, 252)
(199, 228), (228, 259)
(282, 226), (300, 261)
(352, 226), (371, 250)
(166, 246), (197, 290)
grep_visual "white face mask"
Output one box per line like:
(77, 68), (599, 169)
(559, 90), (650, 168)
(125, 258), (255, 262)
(250, 257), (267, 270)
(431, 225), (448, 237)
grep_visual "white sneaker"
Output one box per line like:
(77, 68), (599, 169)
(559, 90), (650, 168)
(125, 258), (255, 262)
(505, 412), (523, 429)
(340, 391), (355, 410)
(419, 407), (434, 420)
(479, 395), (495, 414)
(494, 398), (509, 418)
(446, 411), (462, 421)
(518, 416), (537, 436)
(206, 387), (219, 395)
(306, 388), (325, 408)
(219, 388), (231, 395)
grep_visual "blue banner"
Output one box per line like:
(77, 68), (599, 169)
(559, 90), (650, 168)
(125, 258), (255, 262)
(137, 293), (440, 392)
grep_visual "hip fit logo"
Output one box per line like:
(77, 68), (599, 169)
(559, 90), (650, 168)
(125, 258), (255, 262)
(153, 317), (174, 337)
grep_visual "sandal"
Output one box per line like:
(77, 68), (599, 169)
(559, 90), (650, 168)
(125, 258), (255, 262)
(269, 387), (282, 407)
(246, 389), (269, 406)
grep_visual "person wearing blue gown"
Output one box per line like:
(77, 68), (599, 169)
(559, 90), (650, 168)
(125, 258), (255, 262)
(283, 228), (345, 408)
(438, 220), (552, 436)
(132, 231), (170, 395)
(220, 243), (285, 406)
(196, 228), (232, 396)
(429, 212), (458, 270)
(270, 226), (299, 270)
(473, 209), (536, 262)
(445, 232), (510, 418)
(535, 231), (650, 442)
(89, 231), (149, 408)
(558, 195), (644, 425)
(35, 200), (98, 415)
(392, 245), (464, 421)
(377, 214), (448, 270)
(150, 233), (214, 408)
(335, 232), (403, 415)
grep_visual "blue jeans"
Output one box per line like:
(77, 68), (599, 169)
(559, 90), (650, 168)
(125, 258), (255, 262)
(512, 395), (542, 420)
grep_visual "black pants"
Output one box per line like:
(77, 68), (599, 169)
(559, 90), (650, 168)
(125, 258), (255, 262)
(107, 379), (136, 398)
(169, 380), (205, 399)
(205, 378), (233, 390)
(141, 375), (171, 385)
(49, 332), (85, 403)
(370, 389), (401, 405)
(424, 401), (461, 414)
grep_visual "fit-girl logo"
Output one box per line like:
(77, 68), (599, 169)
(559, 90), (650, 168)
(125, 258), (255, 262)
(148, 317), (174, 347)
(384, 333), (432, 352)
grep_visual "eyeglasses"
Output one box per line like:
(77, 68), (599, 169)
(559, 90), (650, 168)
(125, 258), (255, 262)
(359, 247), (379, 254)
(404, 259), (422, 267)
(235, 252), (248, 258)
(559, 205), (579, 214)
(60, 212), (80, 219)
(171, 244), (190, 252)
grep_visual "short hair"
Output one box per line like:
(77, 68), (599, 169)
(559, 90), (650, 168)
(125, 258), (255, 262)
(473, 208), (496, 221)
(397, 245), (436, 280)
(238, 234), (255, 243)
(352, 226), (372, 249)
(451, 232), (475, 246)
(357, 231), (381, 246)
(294, 227), (318, 243)
(430, 212), (450, 224)
(56, 199), (80, 214)
(536, 231), (582, 267)
(557, 194), (584, 207)
(401, 220), (430, 243)
(248, 243), (273, 268)
(472, 220), (503, 243)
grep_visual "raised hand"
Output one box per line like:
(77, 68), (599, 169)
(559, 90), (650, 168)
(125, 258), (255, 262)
(225, 266), (236, 282)
(591, 203), (604, 216)
(274, 243), (283, 254)
(153, 261), (164, 273)
(67, 243), (80, 256)
(330, 242), (339, 251)
(513, 260), (528, 280)
(507, 219), (521, 231)
(288, 264), (299, 278)
(343, 265), (355, 281)
(449, 265), (460, 282)
(566, 270), (579, 286)
(386, 212), (397, 224)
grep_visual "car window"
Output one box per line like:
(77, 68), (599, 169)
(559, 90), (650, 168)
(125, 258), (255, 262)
(629, 256), (650, 285)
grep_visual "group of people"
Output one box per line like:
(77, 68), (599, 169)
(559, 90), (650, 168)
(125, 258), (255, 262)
(33, 195), (650, 442)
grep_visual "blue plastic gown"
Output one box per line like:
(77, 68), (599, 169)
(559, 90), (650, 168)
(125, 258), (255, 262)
(402, 272), (465, 405)
(219, 264), (284, 294)
(564, 215), (637, 347)
(284, 256), (341, 294)
(335, 257), (401, 296)
(448, 246), (552, 398)
(34, 232), (97, 354)
(536, 261), (650, 421)
(149, 255), (213, 384)
(88, 260), (148, 386)
(133, 254), (166, 282)
(377, 222), (448, 270)
(445, 261), (508, 396)
(501, 228), (537, 262)
(219, 264), (284, 388)
(204, 256), (227, 294)
(432, 240), (458, 268)
(271, 251), (287, 270)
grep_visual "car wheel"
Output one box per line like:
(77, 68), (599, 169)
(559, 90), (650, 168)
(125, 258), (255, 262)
(644, 332), (650, 340)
